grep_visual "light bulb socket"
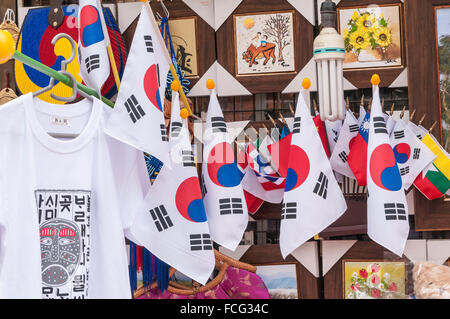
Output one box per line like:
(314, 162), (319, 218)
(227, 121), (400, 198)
(320, 0), (337, 29)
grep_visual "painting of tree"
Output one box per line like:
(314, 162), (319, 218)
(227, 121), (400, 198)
(263, 14), (292, 62)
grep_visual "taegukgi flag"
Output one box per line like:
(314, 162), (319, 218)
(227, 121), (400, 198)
(367, 78), (409, 257)
(389, 119), (436, 190)
(280, 92), (347, 258)
(130, 91), (215, 285)
(78, 0), (110, 93)
(105, 4), (170, 164)
(330, 109), (360, 179)
(202, 88), (248, 251)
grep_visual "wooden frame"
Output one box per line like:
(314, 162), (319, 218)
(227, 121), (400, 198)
(239, 244), (319, 299)
(216, 0), (313, 94)
(323, 241), (413, 299)
(122, 0), (215, 89)
(335, 0), (406, 88)
(405, 0), (450, 231)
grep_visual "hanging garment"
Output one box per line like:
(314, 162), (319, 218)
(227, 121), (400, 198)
(0, 93), (151, 299)
(136, 265), (270, 299)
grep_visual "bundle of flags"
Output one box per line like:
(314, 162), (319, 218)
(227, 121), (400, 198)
(82, 0), (450, 286)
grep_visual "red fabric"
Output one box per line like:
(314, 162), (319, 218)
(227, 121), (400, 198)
(267, 133), (292, 177)
(347, 134), (368, 186)
(136, 245), (143, 272)
(413, 172), (444, 200)
(313, 115), (331, 157)
(244, 190), (264, 215)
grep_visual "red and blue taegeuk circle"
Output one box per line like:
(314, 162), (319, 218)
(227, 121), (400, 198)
(207, 142), (241, 188)
(284, 145), (310, 192)
(369, 144), (403, 191)
(175, 177), (207, 223)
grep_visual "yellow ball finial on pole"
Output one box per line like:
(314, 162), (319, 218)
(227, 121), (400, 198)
(171, 80), (180, 91)
(206, 79), (215, 90)
(302, 78), (311, 90)
(0, 30), (15, 64)
(371, 74), (381, 86)
(180, 108), (189, 119)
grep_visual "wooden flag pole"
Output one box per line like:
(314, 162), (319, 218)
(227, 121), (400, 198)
(288, 104), (295, 116)
(143, 0), (193, 116)
(400, 106), (406, 119)
(409, 109), (416, 121)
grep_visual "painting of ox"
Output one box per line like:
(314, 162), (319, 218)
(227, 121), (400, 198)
(234, 11), (296, 76)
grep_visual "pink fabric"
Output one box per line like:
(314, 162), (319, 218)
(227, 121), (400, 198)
(136, 266), (270, 299)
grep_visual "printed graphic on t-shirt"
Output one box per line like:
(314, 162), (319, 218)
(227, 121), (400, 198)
(35, 190), (91, 299)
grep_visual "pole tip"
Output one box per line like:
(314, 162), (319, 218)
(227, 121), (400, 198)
(180, 108), (189, 119)
(302, 78), (311, 90)
(371, 74), (381, 86)
(206, 79), (215, 90)
(171, 80), (180, 91)
(0, 30), (15, 64)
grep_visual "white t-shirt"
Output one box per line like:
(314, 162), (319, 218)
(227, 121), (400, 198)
(0, 93), (150, 299)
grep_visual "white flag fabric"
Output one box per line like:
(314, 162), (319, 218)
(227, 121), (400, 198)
(78, 0), (110, 93)
(330, 109), (359, 179)
(390, 119), (437, 190)
(280, 93), (347, 258)
(202, 89), (248, 251)
(383, 113), (396, 136)
(367, 84), (409, 257)
(105, 4), (170, 164)
(130, 91), (215, 285)
(325, 118), (343, 154)
(407, 121), (428, 140)
(358, 105), (367, 126)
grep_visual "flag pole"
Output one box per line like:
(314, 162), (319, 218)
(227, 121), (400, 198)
(142, 0), (193, 117)
(98, 0), (121, 90)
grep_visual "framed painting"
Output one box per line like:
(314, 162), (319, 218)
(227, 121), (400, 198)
(338, 4), (403, 70)
(333, 0), (406, 88)
(405, 0), (450, 230)
(167, 16), (199, 78)
(234, 11), (296, 76)
(343, 260), (406, 299)
(216, 0), (314, 94)
(323, 241), (413, 299)
(239, 244), (319, 299)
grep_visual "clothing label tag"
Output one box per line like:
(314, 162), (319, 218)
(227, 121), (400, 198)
(52, 117), (71, 127)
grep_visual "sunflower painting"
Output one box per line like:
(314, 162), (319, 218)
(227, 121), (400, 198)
(338, 5), (403, 70)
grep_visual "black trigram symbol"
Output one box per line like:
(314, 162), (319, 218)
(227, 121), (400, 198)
(171, 121), (182, 138)
(219, 198), (243, 215)
(282, 202), (297, 220)
(332, 129), (338, 142)
(190, 234), (213, 251)
(85, 54), (100, 74)
(160, 124), (168, 142)
(400, 167), (409, 176)
(313, 172), (328, 199)
(349, 124), (359, 133)
(413, 148), (420, 160)
(417, 134), (423, 140)
(339, 151), (348, 163)
(149, 205), (173, 232)
(144, 35), (153, 53)
(211, 117), (227, 133)
(201, 174), (207, 197)
(182, 150), (195, 167)
(293, 117), (301, 134)
(384, 203), (407, 221)
(125, 95), (146, 123)
(373, 117), (388, 134)
(394, 130), (405, 139)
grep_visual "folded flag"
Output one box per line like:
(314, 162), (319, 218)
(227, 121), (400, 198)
(389, 119), (436, 190)
(202, 88), (248, 251)
(383, 113), (396, 136)
(367, 79), (409, 257)
(105, 4), (170, 164)
(280, 93), (347, 258)
(407, 121), (428, 140)
(267, 132), (292, 177)
(413, 133), (450, 200)
(325, 118), (343, 154)
(358, 105), (367, 126)
(313, 114), (331, 157)
(130, 91), (215, 285)
(347, 111), (370, 185)
(330, 109), (360, 179)
(78, 0), (110, 93)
